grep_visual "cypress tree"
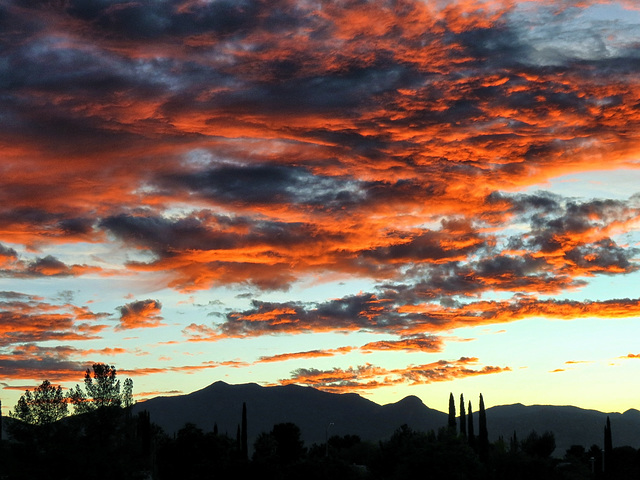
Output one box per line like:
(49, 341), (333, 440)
(213, 422), (218, 436)
(448, 393), (457, 431)
(478, 394), (489, 459)
(510, 430), (518, 453)
(604, 416), (612, 478)
(459, 394), (466, 437)
(467, 401), (475, 447)
(241, 402), (248, 460)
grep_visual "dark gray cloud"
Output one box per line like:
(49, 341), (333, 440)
(0, 356), (88, 382)
(161, 163), (365, 208)
(0, 209), (95, 238)
(0, 244), (18, 261)
(100, 212), (326, 255)
(65, 0), (266, 40)
(0, 253), (100, 279)
(217, 293), (400, 337)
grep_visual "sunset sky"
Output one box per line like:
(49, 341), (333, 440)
(2, 0), (640, 417)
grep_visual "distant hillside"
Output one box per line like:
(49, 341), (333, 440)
(132, 381), (640, 456)
(487, 403), (640, 455)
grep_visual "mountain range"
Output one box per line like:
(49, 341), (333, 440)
(132, 381), (640, 456)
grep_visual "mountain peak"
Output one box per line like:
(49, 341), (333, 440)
(396, 395), (425, 407)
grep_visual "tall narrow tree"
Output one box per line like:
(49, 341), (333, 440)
(478, 394), (489, 459)
(241, 402), (248, 460)
(448, 393), (457, 431)
(510, 430), (518, 453)
(459, 394), (467, 437)
(604, 416), (612, 478)
(467, 401), (475, 447)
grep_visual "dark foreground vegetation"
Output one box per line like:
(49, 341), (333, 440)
(1, 369), (639, 480)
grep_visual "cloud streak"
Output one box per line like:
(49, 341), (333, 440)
(277, 357), (510, 394)
(184, 295), (640, 340)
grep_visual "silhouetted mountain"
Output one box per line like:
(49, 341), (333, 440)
(132, 381), (640, 456)
(487, 403), (640, 455)
(132, 381), (446, 447)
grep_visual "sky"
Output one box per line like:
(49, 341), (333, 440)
(2, 0), (640, 417)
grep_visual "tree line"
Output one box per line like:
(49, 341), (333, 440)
(1, 364), (140, 480)
(8, 363), (133, 425)
(1, 371), (639, 479)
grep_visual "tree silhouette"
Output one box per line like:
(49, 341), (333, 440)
(373, 423), (482, 479)
(459, 393), (466, 437)
(252, 421), (306, 472)
(135, 410), (153, 471)
(448, 393), (457, 431)
(521, 430), (555, 458)
(604, 416), (613, 478)
(9, 380), (68, 425)
(509, 430), (518, 453)
(253, 430), (278, 462)
(68, 363), (133, 414)
(478, 393), (489, 459)
(467, 400), (475, 447)
(272, 422), (306, 464)
(241, 402), (248, 460)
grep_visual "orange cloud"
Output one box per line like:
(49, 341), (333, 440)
(116, 299), (164, 330)
(80, 347), (129, 357)
(120, 360), (249, 377)
(0, 293), (109, 347)
(360, 335), (444, 353)
(256, 347), (354, 364)
(278, 357), (510, 393)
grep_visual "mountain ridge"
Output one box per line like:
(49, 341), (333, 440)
(132, 381), (639, 455)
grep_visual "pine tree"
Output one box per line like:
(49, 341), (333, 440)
(448, 393), (457, 431)
(241, 402), (248, 460)
(467, 401), (475, 447)
(459, 394), (466, 437)
(9, 380), (68, 425)
(67, 363), (133, 414)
